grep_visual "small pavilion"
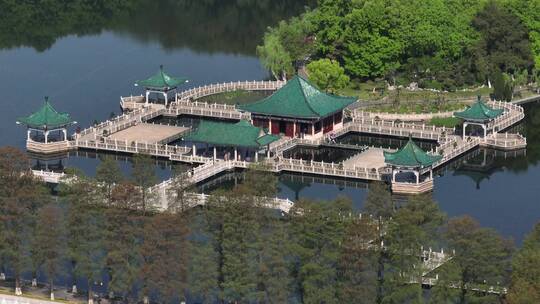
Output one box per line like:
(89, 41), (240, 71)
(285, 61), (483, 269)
(454, 97), (504, 138)
(238, 75), (356, 139)
(384, 137), (442, 185)
(17, 97), (74, 144)
(184, 120), (280, 161)
(135, 65), (188, 107)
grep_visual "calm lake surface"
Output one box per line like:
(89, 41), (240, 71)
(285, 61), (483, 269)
(0, 0), (538, 242)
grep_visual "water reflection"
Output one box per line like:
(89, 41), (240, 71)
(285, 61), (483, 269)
(1, 0), (315, 54)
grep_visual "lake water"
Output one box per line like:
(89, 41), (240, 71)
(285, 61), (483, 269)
(1, 0), (538, 243)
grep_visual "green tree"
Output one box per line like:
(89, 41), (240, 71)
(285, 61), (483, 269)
(382, 195), (445, 304)
(445, 215), (513, 303)
(307, 58), (350, 93)
(131, 154), (157, 213)
(139, 213), (190, 304)
(104, 206), (141, 301)
(63, 176), (106, 304)
(0, 146), (48, 295)
(342, 1), (402, 79)
(96, 156), (123, 205)
(257, 28), (293, 80)
(188, 213), (220, 303)
(289, 197), (352, 304)
(337, 215), (379, 303)
(33, 203), (66, 301)
(473, 0), (534, 76)
(508, 222), (540, 303)
(256, 216), (293, 303)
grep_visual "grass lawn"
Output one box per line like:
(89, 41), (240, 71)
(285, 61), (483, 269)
(428, 117), (462, 128)
(365, 101), (467, 114)
(338, 80), (493, 103)
(198, 90), (270, 105)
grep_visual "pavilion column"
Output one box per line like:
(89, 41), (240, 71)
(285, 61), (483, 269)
(192, 144), (196, 157)
(44, 130), (49, 143)
(293, 122), (297, 137)
(311, 124), (315, 136)
(145, 90), (150, 105)
(213, 146), (217, 161)
(415, 171), (419, 184)
(27, 129), (31, 141)
(255, 151), (259, 162)
(392, 169), (396, 182)
(267, 145), (271, 158)
(62, 129), (67, 141)
(429, 169), (433, 180)
(234, 148), (238, 161)
(268, 119), (272, 134)
(462, 122), (468, 138)
(483, 124), (487, 138)
(174, 88), (178, 102)
(164, 92), (168, 107)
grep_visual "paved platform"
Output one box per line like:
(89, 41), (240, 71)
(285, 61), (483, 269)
(342, 147), (392, 169)
(108, 123), (188, 144)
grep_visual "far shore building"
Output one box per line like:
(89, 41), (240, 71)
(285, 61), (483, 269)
(239, 75), (356, 139)
(135, 65), (188, 107)
(184, 120), (280, 161)
(384, 137), (442, 193)
(454, 97), (504, 138)
(17, 97), (75, 154)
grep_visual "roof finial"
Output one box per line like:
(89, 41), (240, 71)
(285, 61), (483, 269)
(44, 96), (49, 103)
(477, 95), (481, 102)
(160, 64), (164, 71)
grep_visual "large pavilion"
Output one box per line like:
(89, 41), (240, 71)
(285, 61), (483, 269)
(184, 120), (280, 161)
(135, 65), (188, 107)
(17, 97), (74, 145)
(384, 137), (442, 185)
(238, 75), (356, 139)
(454, 97), (504, 138)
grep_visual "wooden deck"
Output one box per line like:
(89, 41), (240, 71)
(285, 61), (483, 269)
(107, 123), (188, 144)
(342, 147), (391, 170)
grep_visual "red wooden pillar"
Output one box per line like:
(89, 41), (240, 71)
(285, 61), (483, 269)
(285, 122), (294, 137)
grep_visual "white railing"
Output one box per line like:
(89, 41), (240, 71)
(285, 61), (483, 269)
(175, 80), (285, 101)
(167, 100), (249, 119)
(32, 170), (66, 183)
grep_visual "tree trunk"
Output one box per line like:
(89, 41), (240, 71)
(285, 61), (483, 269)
(143, 295), (149, 304)
(50, 279), (55, 300)
(32, 277), (37, 287)
(15, 277), (22, 295)
(88, 280), (94, 304)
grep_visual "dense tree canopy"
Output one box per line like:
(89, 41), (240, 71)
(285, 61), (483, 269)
(258, 0), (540, 91)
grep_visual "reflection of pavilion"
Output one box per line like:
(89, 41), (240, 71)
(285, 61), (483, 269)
(17, 97), (76, 154)
(280, 178), (311, 201)
(453, 148), (526, 189)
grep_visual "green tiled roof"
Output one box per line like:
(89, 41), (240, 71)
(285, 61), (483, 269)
(184, 120), (280, 148)
(238, 75), (356, 119)
(384, 138), (442, 168)
(17, 97), (73, 129)
(135, 65), (188, 89)
(454, 98), (503, 122)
